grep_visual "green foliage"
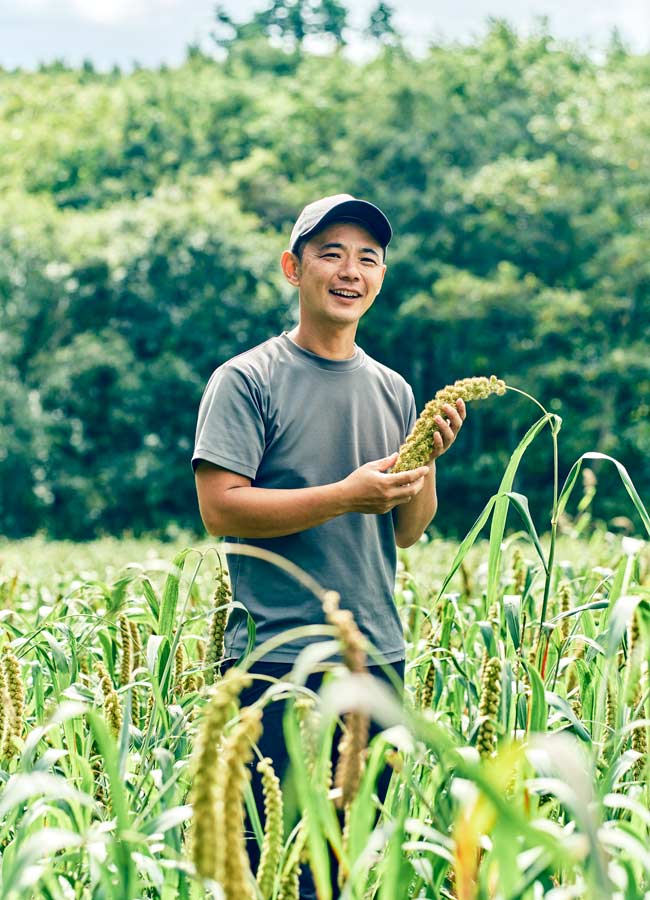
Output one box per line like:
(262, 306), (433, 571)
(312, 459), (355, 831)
(0, 492), (649, 896)
(1, 19), (650, 538)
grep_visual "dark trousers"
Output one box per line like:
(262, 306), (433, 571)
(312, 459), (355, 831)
(223, 657), (405, 900)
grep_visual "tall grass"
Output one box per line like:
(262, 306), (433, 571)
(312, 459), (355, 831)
(0, 396), (648, 899)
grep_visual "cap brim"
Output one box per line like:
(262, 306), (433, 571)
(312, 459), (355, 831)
(295, 199), (392, 250)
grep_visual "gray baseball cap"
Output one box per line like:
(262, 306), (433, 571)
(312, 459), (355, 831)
(289, 193), (393, 253)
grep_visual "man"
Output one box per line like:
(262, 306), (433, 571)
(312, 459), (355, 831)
(192, 193), (465, 895)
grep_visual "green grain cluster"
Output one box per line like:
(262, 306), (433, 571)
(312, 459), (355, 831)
(206, 568), (231, 685)
(477, 657), (502, 759)
(189, 667), (261, 896)
(119, 614), (133, 686)
(393, 375), (506, 472)
(216, 707), (263, 899)
(96, 662), (122, 739)
(1, 646), (24, 760)
(256, 757), (284, 899)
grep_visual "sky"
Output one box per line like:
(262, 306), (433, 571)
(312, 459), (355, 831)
(1, 0), (648, 70)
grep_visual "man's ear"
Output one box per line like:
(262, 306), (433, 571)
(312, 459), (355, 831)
(281, 250), (301, 286)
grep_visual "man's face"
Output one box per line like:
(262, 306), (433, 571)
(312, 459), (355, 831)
(287, 221), (387, 329)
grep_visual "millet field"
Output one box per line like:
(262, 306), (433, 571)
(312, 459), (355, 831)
(0, 396), (649, 900)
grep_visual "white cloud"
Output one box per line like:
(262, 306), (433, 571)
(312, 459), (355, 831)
(10, 0), (183, 25)
(2, 0), (648, 70)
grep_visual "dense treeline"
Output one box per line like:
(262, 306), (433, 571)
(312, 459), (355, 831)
(1, 11), (649, 539)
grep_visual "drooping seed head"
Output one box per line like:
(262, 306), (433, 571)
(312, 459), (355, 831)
(393, 375), (506, 473)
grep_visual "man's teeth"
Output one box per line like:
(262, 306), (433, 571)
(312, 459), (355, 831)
(331, 290), (360, 298)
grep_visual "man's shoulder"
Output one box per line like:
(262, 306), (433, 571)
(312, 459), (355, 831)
(362, 350), (413, 397)
(210, 334), (295, 390)
(220, 334), (286, 373)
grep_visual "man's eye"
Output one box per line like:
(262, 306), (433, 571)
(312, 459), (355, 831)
(322, 253), (340, 258)
(361, 258), (377, 265)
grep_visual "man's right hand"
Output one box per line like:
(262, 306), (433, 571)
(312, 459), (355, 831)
(340, 452), (430, 515)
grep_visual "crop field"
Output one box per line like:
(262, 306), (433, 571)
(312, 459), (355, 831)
(0, 417), (649, 900)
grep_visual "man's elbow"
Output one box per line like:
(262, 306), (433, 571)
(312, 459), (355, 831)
(396, 530), (422, 549)
(198, 501), (231, 538)
(200, 510), (225, 537)
(195, 466), (251, 538)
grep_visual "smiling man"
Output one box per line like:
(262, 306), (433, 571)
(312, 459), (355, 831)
(192, 193), (465, 895)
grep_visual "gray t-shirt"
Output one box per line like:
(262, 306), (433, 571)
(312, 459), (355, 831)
(192, 331), (417, 663)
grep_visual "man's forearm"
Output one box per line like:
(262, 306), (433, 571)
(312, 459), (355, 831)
(205, 483), (351, 539)
(394, 463), (438, 548)
(197, 452), (426, 539)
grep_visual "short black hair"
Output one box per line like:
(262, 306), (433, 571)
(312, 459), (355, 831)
(293, 236), (307, 261)
(291, 223), (386, 263)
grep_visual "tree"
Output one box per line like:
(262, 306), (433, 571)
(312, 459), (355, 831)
(4, 27), (650, 537)
(366, 2), (400, 46)
(314, 0), (348, 46)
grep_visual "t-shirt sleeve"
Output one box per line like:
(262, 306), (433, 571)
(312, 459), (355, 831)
(192, 364), (265, 479)
(405, 386), (417, 438)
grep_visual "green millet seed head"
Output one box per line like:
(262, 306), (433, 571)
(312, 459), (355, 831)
(128, 620), (142, 670)
(195, 639), (206, 690)
(95, 657), (122, 738)
(218, 707), (263, 899)
(256, 757), (284, 900)
(0, 662), (11, 759)
(95, 662), (113, 697)
(206, 569), (230, 685)
(559, 583), (572, 641)
(2, 647), (24, 758)
(632, 726), (647, 779)
(119, 615), (132, 687)
(420, 657), (436, 710)
(512, 549), (528, 596)
(278, 860), (301, 900)
(477, 657), (502, 759)
(566, 665), (578, 694)
(189, 668), (251, 882)
(630, 662), (648, 779)
(174, 642), (186, 685)
(295, 697), (318, 775)
(393, 376), (506, 473)
(104, 689), (122, 739)
(625, 611), (644, 704)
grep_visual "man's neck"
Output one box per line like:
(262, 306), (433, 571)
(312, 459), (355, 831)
(287, 324), (358, 360)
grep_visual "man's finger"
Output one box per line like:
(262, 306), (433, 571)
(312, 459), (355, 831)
(386, 467), (429, 485)
(373, 452), (399, 472)
(435, 415), (454, 439)
(442, 403), (463, 431)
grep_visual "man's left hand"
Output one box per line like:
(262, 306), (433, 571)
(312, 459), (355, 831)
(430, 398), (466, 460)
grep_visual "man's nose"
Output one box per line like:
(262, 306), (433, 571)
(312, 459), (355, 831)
(338, 256), (361, 279)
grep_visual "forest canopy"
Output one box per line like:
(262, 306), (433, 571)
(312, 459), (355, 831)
(1, 8), (649, 539)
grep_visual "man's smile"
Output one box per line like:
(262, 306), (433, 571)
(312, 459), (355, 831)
(330, 288), (362, 299)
